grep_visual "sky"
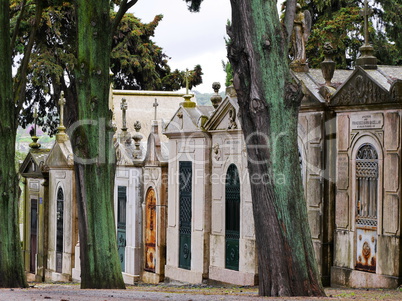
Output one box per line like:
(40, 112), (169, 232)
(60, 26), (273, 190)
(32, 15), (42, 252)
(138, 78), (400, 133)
(130, 0), (232, 93)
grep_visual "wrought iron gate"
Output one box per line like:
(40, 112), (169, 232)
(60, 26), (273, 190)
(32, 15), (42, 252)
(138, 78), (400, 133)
(179, 161), (192, 270)
(355, 144), (378, 273)
(225, 164), (240, 271)
(145, 188), (156, 272)
(30, 199), (38, 273)
(56, 188), (64, 273)
(117, 186), (127, 272)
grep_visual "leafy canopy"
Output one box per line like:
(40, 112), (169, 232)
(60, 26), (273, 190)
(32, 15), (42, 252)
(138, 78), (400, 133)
(11, 0), (203, 133)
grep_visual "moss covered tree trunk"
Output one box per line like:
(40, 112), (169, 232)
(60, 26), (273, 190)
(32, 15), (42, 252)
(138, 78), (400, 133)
(227, 0), (324, 296)
(0, 0), (28, 288)
(73, 1), (125, 289)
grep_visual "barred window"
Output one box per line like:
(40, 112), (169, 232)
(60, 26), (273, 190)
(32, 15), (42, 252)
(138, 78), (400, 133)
(355, 144), (378, 228)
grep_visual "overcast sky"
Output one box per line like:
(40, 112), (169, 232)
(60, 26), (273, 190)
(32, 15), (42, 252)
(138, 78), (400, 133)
(130, 0), (232, 93)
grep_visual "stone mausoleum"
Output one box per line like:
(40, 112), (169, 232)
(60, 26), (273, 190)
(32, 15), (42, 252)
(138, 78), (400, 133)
(18, 6), (402, 288)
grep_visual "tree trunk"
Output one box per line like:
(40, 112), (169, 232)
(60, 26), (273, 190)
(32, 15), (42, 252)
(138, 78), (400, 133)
(0, 0), (28, 288)
(228, 0), (324, 296)
(72, 1), (125, 289)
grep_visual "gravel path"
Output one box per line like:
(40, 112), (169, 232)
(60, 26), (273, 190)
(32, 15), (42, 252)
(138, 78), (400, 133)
(1, 283), (402, 300)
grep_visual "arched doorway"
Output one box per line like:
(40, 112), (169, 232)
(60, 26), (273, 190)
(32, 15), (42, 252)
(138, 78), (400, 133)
(145, 187), (157, 272)
(355, 143), (378, 273)
(56, 187), (64, 273)
(225, 164), (240, 271)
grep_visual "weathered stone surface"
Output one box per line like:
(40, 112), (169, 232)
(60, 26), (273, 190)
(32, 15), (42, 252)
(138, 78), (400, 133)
(308, 209), (322, 239)
(377, 235), (400, 276)
(336, 191), (349, 229)
(211, 200), (223, 234)
(336, 153), (349, 190)
(384, 112), (400, 151)
(338, 115), (350, 151)
(331, 266), (400, 288)
(384, 153), (399, 192)
(383, 194), (399, 235)
(307, 177), (322, 207)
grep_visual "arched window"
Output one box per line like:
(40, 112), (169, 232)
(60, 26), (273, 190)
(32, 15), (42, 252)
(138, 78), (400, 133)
(355, 144), (378, 227)
(225, 164), (240, 271)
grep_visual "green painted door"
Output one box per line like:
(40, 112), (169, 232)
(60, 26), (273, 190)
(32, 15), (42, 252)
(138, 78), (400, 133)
(56, 188), (64, 273)
(117, 186), (127, 272)
(225, 164), (240, 271)
(179, 161), (192, 270)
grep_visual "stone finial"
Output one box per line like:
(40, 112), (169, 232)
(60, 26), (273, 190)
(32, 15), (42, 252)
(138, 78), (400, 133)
(120, 98), (128, 131)
(180, 68), (196, 108)
(56, 92), (69, 143)
(356, 0), (377, 69)
(210, 82), (223, 109)
(29, 105), (41, 149)
(132, 121), (143, 159)
(321, 42), (336, 86)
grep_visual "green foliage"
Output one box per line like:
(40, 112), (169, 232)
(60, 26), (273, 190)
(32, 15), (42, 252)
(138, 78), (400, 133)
(222, 60), (233, 88)
(184, 0), (204, 12)
(304, 0), (402, 69)
(11, 0), (203, 134)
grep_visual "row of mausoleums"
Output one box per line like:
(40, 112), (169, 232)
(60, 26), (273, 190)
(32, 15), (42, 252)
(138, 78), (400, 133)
(19, 63), (402, 288)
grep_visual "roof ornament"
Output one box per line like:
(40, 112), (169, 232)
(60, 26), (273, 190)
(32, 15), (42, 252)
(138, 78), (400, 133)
(321, 42), (335, 86)
(181, 68), (196, 108)
(356, 0), (377, 69)
(120, 98), (128, 131)
(29, 104), (41, 149)
(56, 92), (69, 143)
(132, 121), (143, 159)
(210, 82), (223, 109)
(153, 98), (159, 121)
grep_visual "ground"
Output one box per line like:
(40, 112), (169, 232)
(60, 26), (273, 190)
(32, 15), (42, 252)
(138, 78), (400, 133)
(1, 282), (402, 300)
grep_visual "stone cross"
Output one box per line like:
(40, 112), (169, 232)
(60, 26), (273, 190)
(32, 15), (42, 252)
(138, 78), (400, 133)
(58, 92), (66, 128)
(120, 98), (128, 131)
(360, 0), (373, 46)
(185, 68), (189, 95)
(33, 104), (38, 136)
(153, 98), (159, 120)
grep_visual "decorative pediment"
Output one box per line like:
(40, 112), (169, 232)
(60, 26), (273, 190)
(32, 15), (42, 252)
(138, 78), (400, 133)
(114, 140), (135, 166)
(204, 96), (241, 131)
(163, 107), (202, 135)
(20, 149), (50, 178)
(330, 67), (391, 106)
(46, 140), (74, 168)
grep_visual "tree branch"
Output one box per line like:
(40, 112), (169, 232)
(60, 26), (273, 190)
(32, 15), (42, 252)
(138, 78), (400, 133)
(10, 0), (27, 55)
(14, 0), (43, 115)
(283, 0), (297, 45)
(111, 0), (138, 37)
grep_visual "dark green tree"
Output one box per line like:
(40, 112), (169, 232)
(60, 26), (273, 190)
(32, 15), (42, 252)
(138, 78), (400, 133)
(0, 0), (44, 288)
(302, 0), (402, 68)
(11, 0), (202, 133)
(184, 0), (324, 297)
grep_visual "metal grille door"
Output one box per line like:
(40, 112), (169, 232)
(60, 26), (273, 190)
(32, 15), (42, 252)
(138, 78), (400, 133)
(179, 161), (192, 270)
(355, 144), (378, 273)
(56, 188), (64, 273)
(117, 186), (127, 272)
(225, 164), (240, 271)
(30, 199), (38, 273)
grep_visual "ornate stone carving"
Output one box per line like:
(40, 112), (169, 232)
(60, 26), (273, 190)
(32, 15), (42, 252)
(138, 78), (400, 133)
(228, 107), (237, 129)
(331, 70), (389, 106)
